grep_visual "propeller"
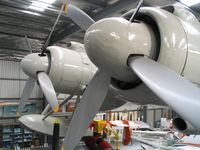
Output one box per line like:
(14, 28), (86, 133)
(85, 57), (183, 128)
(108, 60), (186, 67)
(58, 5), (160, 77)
(18, 3), (68, 114)
(17, 0), (95, 116)
(129, 0), (143, 22)
(62, 70), (110, 150)
(18, 2), (95, 112)
(128, 56), (200, 131)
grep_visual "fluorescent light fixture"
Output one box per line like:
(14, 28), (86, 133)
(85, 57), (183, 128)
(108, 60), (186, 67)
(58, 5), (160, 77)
(29, 5), (45, 11)
(31, 1), (50, 7)
(179, 0), (200, 6)
(21, 10), (41, 16)
(28, 0), (56, 12)
(38, 0), (56, 4)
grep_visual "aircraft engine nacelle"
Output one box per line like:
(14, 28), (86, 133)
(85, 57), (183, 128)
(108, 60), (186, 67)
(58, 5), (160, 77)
(21, 46), (96, 95)
(134, 6), (188, 75)
(173, 118), (200, 135)
(47, 46), (96, 95)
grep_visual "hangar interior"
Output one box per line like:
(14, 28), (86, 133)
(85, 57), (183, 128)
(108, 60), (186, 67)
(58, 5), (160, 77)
(0, 0), (200, 150)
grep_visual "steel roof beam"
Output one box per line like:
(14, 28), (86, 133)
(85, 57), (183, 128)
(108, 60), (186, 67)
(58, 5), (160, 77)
(0, 2), (70, 24)
(84, 0), (107, 7)
(0, 31), (45, 41)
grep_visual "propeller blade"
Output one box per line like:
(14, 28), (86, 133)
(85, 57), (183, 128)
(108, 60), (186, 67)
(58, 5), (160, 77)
(63, 70), (110, 150)
(129, 57), (200, 131)
(67, 4), (95, 30)
(129, 0), (143, 22)
(37, 72), (59, 112)
(17, 77), (35, 114)
(41, 4), (65, 55)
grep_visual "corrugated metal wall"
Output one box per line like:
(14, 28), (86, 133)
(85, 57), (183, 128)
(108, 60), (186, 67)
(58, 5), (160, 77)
(0, 60), (42, 100)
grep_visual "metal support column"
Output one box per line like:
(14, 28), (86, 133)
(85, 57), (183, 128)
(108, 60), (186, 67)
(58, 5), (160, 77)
(142, 106), (148, 122)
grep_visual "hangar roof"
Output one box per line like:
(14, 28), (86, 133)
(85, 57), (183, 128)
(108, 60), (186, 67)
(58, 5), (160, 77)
(0, 0), (199, 60)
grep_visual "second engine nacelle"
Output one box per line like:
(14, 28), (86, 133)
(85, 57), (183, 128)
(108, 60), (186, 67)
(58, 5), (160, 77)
(47, 46), (96, 95)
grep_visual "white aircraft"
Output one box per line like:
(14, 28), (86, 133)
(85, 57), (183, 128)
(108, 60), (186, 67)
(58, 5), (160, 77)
(18, 0), (200, 149)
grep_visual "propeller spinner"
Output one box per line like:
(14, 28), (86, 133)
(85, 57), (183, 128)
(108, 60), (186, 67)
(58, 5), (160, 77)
(84, 17), (157, 82)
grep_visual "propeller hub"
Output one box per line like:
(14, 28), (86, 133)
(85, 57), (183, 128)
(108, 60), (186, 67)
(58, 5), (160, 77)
(21, 53), (49, 78)
(84, 17), (157, 82)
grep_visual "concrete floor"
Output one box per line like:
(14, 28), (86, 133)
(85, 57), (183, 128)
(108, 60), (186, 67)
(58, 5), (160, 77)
(74, 140), (145, 150)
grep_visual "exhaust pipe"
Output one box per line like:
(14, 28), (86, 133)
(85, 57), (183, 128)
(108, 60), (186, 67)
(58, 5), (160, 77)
(173, 118), (200, 135)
